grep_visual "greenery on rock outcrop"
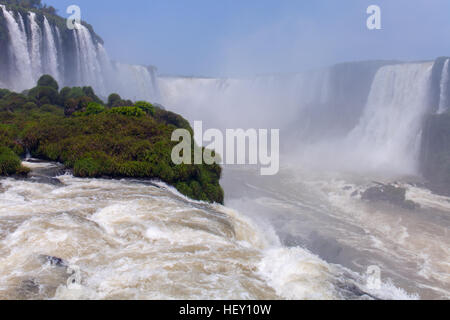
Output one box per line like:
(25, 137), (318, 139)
(0, 75), (224, 204)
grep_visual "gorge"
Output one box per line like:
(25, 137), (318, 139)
(0, 1), (449, 300)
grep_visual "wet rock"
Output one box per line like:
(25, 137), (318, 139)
(403, 200), (420, 210)
(343, 186), (352, 191)
(17, 279), (40, 299)
(335, 281), (380, 300)
(30, 175), (62, 185)
(39, 255), (68, 268)
(23, 162), (68, 186)
(351, 190), (359, 197)
(361, 183), (419, 210)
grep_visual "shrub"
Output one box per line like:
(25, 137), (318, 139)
(107, 93), (121, 107)
(37, 75), (59, 91)
(74, 157), (102, 178)
(0, 147), (21, 175)
(28, 86), (60, 106)
(74, 102), (105, 116)
(109, 106), (145, 117)
(135, 101), (156, 116)
(22, 102), (38, 110)
(0, 89), (11, 99)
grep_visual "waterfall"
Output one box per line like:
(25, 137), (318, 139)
(74, 25), (104, 92)
(0, 6), (161, 101)
(28, 12), (42, 80)
(17, 12), (25, 33)
(54, 26), (65, 78)
(42, 17), (60, 83)
(0, 5), (34, 90)
(72, 30), (82, 84)
(344, 63), (433, 174)
(438, 59), (450, 114)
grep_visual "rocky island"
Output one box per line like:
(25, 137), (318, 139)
(0, 75), (224, 204)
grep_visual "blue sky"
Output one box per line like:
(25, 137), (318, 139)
(45, 0), (450, 77)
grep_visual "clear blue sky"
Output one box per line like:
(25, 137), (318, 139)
(46, 0), (450, 77)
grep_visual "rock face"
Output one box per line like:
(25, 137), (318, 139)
(26, 160), (66, 185)
(420, 112), (450, 195)
(361, 183), (418, 210)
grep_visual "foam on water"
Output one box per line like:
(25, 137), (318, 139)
(0, 171), (352, 300)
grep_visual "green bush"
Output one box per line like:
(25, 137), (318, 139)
(74, 102), (105, 116)
(135, 101), (156, 116)
(28, 86), (60, 106)
(109, 106), (145, 117)
(0, 147), (22, 175)
(107, 93), (121, 107)
(37, 75), (59, 91)
(74, 157), (102, 178)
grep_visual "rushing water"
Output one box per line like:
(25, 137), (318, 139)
(2, 161), (436, 300)
(0, 161), (334, 300)
(222, 166), (450, 300)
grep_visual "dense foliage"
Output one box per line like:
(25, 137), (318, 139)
(0, 75), (224, 204)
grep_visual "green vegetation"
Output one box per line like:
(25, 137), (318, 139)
(0, 146), (29, 175)
(0, 75), (224, 204)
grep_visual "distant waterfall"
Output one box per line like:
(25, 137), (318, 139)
(0, 5), (159, 101)
(0, 4), (34, 90)
(159, 61), (436, 175)
(345, 63), (433, 174)
(438, 59), (450, 114)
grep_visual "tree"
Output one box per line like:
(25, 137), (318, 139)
(107, 93), (121, 107)
(37, 75), (59, 91)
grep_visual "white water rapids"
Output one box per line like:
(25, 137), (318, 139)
(0, 162), (336, 300)
(0, 161), (431, 300)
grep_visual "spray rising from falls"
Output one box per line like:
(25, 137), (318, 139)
(0, 6), (158, 101)
(158, 62), (436, 176)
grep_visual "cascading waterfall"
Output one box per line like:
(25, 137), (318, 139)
(344, 63), (433, 174)
(17, 12), (25, 33)
(42, 17), (60, 83)
(74, 25), (104, 92)
(0, 5), (159, 101)
(54, 26), (64, 78)
(0, 5), (34, 90)
(438, 59), (450, 114)
(28, 12), (42, 80)
(159, 62), (435, 175)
